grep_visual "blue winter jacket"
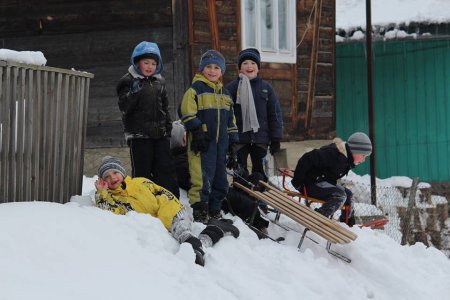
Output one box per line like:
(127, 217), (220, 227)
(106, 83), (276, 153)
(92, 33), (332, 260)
(225, 75), (283, 144)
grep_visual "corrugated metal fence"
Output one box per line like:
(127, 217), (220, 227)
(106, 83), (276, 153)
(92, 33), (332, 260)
(0, 60), (93, 203)
(336, 39), (450, 181)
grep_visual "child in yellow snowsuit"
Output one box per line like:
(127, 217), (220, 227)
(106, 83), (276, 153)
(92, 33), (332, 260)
(94, 156), (239, 266)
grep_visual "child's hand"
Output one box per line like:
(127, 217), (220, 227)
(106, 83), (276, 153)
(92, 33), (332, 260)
(95, 179), (108, 191)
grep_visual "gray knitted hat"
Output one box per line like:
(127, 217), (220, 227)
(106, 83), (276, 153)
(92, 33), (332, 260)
(98, 156), (126, 179)
(347, 132), (372, 156)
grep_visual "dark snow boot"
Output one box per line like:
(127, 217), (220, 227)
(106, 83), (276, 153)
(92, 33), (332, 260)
(191, 202), (209, 224)
(184, 236), (205, 266)
(207, 218), (240, 238)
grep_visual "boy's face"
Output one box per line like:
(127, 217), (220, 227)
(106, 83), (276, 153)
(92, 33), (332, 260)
(137, 58), (158, 77)
(240, 59), (259, 79)
(353, 154), (367, 165)
(102, 171), (124, 190)
(201, 64), (222, 83)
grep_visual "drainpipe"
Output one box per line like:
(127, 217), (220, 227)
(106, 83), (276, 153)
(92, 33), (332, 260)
(366, 0), (377, 205)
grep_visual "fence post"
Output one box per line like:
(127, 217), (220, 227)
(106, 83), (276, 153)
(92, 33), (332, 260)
(400, 176), (419, 245)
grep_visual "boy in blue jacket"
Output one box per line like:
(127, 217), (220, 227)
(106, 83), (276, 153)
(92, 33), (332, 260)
(225, 48), (283, 180)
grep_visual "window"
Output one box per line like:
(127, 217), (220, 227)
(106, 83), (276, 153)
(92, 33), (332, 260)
(241, 0), (296, 64)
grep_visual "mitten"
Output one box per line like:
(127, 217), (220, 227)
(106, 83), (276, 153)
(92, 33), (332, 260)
(226, 143), (239, 169)
(130, 79), (143, 94)
(269, 141), (280, 155)
(296, 183), (305, 194)
(190, 127), (210, 154)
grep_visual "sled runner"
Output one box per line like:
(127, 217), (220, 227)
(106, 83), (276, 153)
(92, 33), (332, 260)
(233, 181), (357, 263)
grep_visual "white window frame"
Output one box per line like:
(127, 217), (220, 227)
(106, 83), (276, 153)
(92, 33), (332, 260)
(241, 0), (297, 64)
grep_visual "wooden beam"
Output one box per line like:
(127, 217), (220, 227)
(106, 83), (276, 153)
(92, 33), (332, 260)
(188, 0), (196, 78)
(236, 0), (242, 52)
(290, 64), (299, 129)
(207, 0), (220, 50)
(304, 0), (323, 131)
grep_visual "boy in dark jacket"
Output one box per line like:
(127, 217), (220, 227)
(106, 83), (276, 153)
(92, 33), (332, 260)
(291, 132), (372, 226)
(223, 170), (270, 237)
(225, 48), (283, 179)
(116, 41), (179, 198)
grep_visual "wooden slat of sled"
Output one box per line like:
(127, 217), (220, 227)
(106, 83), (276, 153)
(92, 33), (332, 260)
(233, 181), (357, 244)
(260, 181), (357, 241)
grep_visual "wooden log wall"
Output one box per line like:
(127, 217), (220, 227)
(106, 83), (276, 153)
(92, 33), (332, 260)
(0, 0), (191, 148)
(297, 0), (336, 138)
(187, 0), (336, 140)
(1, 0), (337, 146)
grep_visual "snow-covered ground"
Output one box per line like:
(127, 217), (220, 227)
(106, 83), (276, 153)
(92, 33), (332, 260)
(0, 174), (449, 300)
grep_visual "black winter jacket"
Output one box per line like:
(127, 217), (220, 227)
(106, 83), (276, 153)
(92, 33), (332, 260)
(225, 76), (283, 144)
(291, 138), (356, 189)
(116, 66), (172, 140)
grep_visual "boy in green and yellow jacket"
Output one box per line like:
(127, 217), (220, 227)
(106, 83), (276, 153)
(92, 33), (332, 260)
(180, 50), (238, 223)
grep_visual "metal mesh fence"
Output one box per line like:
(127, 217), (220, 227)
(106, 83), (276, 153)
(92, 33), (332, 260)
(269, 174), (450, 257)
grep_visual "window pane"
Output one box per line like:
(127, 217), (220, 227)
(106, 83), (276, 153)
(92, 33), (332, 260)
(244, 0), (256, 47)
(278, 0), (288, 50)
(260, 0), (274, 50)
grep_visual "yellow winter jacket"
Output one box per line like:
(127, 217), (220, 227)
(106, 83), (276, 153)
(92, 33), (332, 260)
(95, 176), (182, 231)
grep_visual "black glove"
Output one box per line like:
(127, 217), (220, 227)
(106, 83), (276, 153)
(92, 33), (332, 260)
(190, 127), (210, 154)
(269, 141), (280, 155)
(226, 144), (239, 170)
(130, 78), (143, 94)
(296, 183), (305, 194)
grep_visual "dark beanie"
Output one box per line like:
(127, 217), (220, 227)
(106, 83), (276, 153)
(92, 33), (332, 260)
(98, 156), (126, 179)
(133, 53), (159, 64)
(238, 48), (261, 69)
(347, 132), (372, 156)
(198, 50), (226, 75)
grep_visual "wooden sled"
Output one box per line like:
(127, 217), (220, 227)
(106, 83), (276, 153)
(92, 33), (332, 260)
(277, 168), (388, 229)
(233, 181), (357, 263)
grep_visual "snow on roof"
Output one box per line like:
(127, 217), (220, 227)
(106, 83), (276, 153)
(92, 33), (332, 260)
(337, 0), (450, 30)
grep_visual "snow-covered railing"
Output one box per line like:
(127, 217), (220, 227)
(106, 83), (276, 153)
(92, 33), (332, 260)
(0, 60), (94, 203)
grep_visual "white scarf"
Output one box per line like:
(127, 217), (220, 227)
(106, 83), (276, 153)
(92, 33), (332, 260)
(237, 73), (259, 133)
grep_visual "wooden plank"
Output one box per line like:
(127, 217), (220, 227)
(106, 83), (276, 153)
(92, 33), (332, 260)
(32, 70), (42, 200)
(262, 183), (357, 240)
(265, 189), (356, 241)
(172, 0), (191, 113)
(0, 67), (7, 201)
(207, 0), (220, 50)
(256, 190), (345, 243)
(234, 181), (356, 243)
(23, 68), (33, 201)
(16, 68), (25, 202)
(305, 0), (323, 130)
(9, 67), (19, 202)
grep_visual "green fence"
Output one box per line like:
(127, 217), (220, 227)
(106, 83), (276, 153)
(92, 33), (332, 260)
(336, 39), (450, 181)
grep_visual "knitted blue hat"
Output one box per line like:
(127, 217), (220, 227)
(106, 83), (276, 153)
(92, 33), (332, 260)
(198, 50), (226, 75)
(238, 48), (261, 69)
(98, 156), (126, 179)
